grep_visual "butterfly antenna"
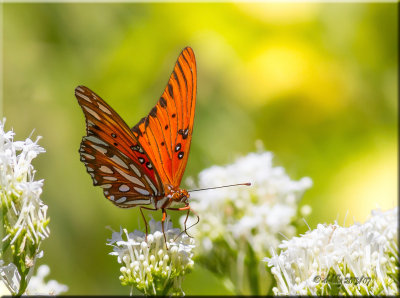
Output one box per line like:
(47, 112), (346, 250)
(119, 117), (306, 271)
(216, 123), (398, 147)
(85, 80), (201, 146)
(188, 182), (251, 193)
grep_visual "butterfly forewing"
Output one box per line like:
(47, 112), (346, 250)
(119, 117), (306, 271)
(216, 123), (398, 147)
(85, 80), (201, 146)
(75, 86), (164, 208)
(131, 47), (197, 188)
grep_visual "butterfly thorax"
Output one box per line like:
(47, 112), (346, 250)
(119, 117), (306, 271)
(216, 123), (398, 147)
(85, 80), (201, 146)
(161, 184), (189, 208)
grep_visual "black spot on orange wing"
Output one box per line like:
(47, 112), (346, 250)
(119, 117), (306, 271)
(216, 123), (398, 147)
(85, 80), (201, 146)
(94, 125), (103, 131)
(150, 107), (157, 117)
(160, 97), (167, 108)
(168, 83), (174, 97)
(178, 128), (189, 140)
(132, 126), (142, 137)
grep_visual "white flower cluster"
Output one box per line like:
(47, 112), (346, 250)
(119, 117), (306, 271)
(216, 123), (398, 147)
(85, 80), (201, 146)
(265, 208), (398, 295)
(107, 218), (195, 295)
(0, 119), (57, 295)
(181, 150), (312, 294)
(183, 151), (312, 258)
(0, 119), (49, 249)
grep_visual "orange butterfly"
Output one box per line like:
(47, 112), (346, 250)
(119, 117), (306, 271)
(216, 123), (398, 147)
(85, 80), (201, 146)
(75, 47), (197, 240)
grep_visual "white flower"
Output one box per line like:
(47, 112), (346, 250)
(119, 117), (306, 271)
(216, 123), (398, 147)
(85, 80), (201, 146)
(107, 218), (195, 295)
(264, 208), (399, 295)
(25, 265), (68, 295)
(0, 265), (68, 295)
(0, 119), (50, 295)
(181, 149), (312, 294)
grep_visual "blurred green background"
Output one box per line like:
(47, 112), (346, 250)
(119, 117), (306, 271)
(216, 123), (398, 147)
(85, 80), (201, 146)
(2, 2), (397, 295)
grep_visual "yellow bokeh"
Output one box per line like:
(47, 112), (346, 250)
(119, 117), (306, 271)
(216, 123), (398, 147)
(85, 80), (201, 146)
(237, 2), (319, 24)
(329, 139), (397, 224)
(230, 40), (349, 114)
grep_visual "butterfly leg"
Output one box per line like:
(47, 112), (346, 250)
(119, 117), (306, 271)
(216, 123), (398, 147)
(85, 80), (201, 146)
(161, 208), (169, 249)
(166, 205), (200, 240)
(183, 207), (200, 238)
(139, 206), (158, 242)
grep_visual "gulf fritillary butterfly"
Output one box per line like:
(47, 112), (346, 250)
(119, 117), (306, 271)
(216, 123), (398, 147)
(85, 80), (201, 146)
(75, 47), (197, 239)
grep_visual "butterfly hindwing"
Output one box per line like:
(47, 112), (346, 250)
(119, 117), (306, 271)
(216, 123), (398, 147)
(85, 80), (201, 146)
(131, 47), (197, 188)
(75, 86), (164, 208)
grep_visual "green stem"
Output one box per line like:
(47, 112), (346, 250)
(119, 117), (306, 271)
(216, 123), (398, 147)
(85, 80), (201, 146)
(156, 277), (174, 296)
(14, 262), (29, 296)
(16, 272), (28, 296)
(245, 243), (259, 295)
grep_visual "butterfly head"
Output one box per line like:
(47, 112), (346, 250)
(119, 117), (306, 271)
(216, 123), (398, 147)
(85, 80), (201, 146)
(171, 189), (190, 203)
(165, 184), (190, 205)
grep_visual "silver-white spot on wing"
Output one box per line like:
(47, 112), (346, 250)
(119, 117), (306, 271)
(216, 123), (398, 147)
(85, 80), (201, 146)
(113, 167), (145, 187)
(104, 176), (118, 181)
(83, 105), (101, 120)
(144, 175), (158, 195)
(109, 195), (115, 201)
(76, 86), (86, 93)
(85, 136), (108, 146)
(100, 184), (112, 189)
(123, 199), (151, 205)
(119, 185), (130, 192)
(82, 153), (95, 160)
(98, 103), (112, 115)
(130, 164), (142, 177)
(115, 197), (127, 203)
(133, 187), (150, 196)
(119, 151), (130, 160)
(111, 155), (129, 169)
(91, 144), (108, 154)
(76, 91), (91, 102)
(99, 165), (113, 174)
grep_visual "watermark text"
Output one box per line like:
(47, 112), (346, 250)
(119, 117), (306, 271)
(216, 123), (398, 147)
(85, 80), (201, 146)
(313, 274), (371, 286)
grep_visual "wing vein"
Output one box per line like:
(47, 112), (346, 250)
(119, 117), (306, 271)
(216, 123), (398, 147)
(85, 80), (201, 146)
(147, 124), (170, 183)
